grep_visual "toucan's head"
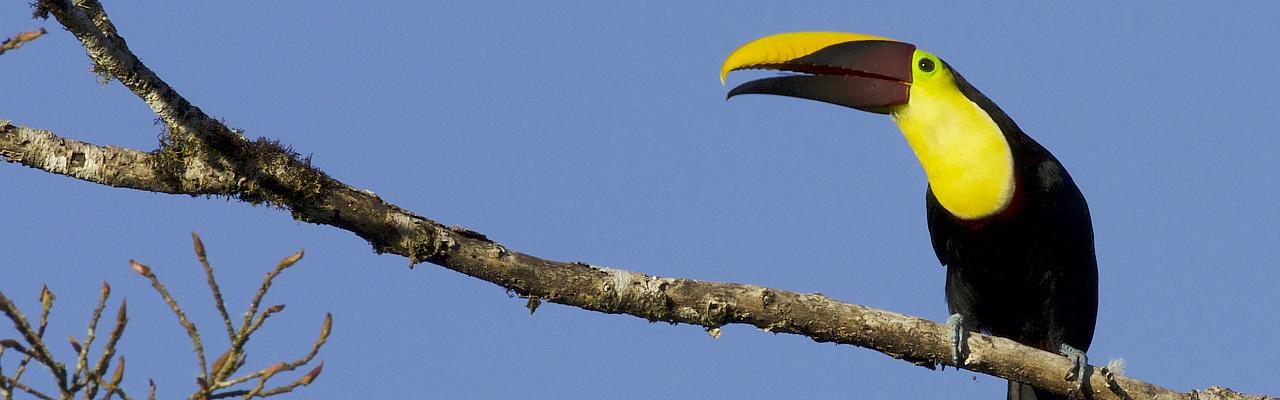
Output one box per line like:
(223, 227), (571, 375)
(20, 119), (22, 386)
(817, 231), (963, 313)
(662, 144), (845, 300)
(721, 32), (1021, 220)
(720, 32), (960, 115)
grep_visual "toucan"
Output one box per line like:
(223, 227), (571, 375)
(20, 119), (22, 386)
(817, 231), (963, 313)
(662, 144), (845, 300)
(720, 32), (1098, 400)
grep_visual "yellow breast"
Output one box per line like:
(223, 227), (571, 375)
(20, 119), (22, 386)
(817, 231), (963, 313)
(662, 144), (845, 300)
(891, 80), (1015, 220)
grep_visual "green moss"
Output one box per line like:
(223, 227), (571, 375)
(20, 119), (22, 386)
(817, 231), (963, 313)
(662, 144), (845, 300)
(405, 232), (442, 266)
(151, 124), (194, 189)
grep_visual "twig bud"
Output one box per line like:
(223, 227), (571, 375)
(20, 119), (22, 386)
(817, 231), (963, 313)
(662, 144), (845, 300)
(68, 334), (82, 354)
(320, 313), (332, 341)
(129, 260), (152, 277)
(40, 284), (55, 309)
(300, 362), (323, 385)
(116, 299), (128, 323)
(191, 231), (206, 257)
(109, 356), (126, 386)
(211, 349), (234, 377)
(279, 250), (304, 269)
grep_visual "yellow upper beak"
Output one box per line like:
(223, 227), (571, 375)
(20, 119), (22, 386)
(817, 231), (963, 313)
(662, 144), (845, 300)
(720, 32), (900, 84)
(720, 31), (917, 113)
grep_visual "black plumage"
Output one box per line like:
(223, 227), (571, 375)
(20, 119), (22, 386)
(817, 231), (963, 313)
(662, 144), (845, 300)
(926, 68), (1098, 400)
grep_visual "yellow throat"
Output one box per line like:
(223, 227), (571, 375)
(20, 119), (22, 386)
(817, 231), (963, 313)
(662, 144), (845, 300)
(892, 53), (1015, 220)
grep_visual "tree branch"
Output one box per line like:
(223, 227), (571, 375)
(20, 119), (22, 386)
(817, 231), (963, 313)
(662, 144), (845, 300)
(7, 1), (1271, 399)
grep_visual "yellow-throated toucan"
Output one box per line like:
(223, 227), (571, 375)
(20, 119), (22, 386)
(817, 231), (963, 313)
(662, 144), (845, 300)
(721, 32), (1098, 400)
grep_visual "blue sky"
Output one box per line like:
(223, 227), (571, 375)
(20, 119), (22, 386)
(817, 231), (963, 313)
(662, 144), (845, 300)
(3, 2), (1278, 398)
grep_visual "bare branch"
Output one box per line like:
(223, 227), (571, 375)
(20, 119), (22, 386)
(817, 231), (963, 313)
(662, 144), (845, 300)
(209, 251), (302, 385)
(73, 282), (111, 390)
(0, 376), (54, 400)
(218, 313), (329, 392)
(35, 0), (201, 130)
(242, 305), (284, 347)
(0, 121), (233, 194)
(10, 286), (55, 386)
(251, 362), (321, 398)
(129, 240), (327, 399)
(90, 371), (132, 400)
(8, 104), (1222, 399)
(0, 340), (38, 361)
(0, 290), (68, 396)
(86, 299), (127, 399)
(0, 246), (326, 399)
(8, 120), (1246, 400)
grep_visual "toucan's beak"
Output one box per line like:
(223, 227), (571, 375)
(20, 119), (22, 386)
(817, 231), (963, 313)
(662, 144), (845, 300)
(721, 32), (916, 114)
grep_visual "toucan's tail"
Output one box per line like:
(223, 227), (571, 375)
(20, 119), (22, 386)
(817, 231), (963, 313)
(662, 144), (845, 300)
(1008, 380), (1067, 400)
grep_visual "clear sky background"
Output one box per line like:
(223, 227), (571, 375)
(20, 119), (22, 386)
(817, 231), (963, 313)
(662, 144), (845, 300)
(3, 2), (1278, 399)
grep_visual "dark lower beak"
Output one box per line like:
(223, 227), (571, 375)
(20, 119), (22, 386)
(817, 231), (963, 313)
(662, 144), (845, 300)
(724, 39), (916, 114)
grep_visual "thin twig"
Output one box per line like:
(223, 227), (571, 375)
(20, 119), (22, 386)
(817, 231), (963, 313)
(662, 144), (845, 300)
(0, 376), (53, 400)
(242, 305), (284, 346)
(0, 246), (327, 399)
(129, 260), (209, 388)
(238, 251), (303, 340)
(86, 299), (127, 399)
(255, 362), (322, 397)
(218, 313), (329, 390)
(73, 281), (111, 391)
(217, 252), (302, 384)
(210, 303), (287, 383)
(193, 232), (237, 341)
(219, 363), (321, 400)
(0, 340), (38, 361)
(237, 363), (279, 399)
(91, 371), (132, 400)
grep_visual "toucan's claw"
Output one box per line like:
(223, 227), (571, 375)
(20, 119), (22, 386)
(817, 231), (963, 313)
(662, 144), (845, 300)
(1059, 343), (1090, 393)
(946, 313), (969, 368)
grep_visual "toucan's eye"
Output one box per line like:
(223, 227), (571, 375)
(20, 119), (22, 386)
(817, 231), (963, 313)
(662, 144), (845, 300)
(918, 58), (936, 73)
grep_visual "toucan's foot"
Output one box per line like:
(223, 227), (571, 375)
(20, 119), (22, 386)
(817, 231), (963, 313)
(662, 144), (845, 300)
(1059, 343), (1090, 392)
(945, 313), (968, 367)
